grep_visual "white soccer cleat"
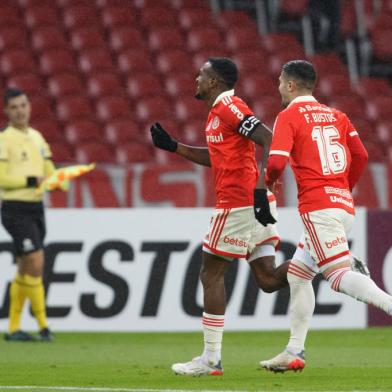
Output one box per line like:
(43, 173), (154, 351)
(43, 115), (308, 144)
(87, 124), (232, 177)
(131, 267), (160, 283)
(260, 349), (305, 373)
(350, 254), (370, 277)
(171, 356), (223, 376)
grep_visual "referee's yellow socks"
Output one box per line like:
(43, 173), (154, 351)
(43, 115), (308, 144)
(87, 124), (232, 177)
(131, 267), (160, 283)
(23, 274), (48, 330)
(9, 273), (27, 333)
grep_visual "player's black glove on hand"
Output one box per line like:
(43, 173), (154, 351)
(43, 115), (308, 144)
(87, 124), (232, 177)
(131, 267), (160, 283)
(253, 188), (277, 226)
(150, 122), (178, 152)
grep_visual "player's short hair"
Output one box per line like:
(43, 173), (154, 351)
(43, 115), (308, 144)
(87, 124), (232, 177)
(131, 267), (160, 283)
(4, 88), (27, 105)
(208, 57), (238, 89)
(282, 60), (317, 90)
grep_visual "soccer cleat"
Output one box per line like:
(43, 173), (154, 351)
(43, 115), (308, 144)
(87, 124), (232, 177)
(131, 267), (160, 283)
(4, 330), (36, 342)
(172, 356), (223, 376)
(350, 254), (370, 277)
(260, 349), (305, 373)
(38, 328), (54, 342)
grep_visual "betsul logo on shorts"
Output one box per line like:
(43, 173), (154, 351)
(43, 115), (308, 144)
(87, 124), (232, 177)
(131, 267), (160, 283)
(223, 236), (247, 248)
(325, 236), (347, 248)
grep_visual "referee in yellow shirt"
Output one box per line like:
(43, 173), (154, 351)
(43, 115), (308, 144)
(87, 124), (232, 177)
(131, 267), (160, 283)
(0, 89), (55, 342)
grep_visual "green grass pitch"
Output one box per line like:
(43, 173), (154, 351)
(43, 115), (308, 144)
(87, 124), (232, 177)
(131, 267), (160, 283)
(0, 328), (391, 392)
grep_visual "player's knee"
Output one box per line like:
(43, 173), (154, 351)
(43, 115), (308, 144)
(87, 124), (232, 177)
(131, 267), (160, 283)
(323, 265), (350, 292)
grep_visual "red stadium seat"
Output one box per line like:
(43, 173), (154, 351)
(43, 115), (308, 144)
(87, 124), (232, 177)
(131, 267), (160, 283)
(57, 0), (93, 6)
(140, 6), (178, 29)
(232, 51), (268, 74)
(268, 50), (306, 76)
(78, 49), (115, 73)
(116, 143), (155, 164)
(63, 6), (101, 30)
(363, 140), (387, 162)
(101, 6), (136, 28)
(329, 96), (366, 119)
(349, 117), (373, 142)
(117, 49), (153, 75)
(134, 0), (171, 8)
(136, 96), (172, 123)
(169, 0), (210, 9)
(149, 28), (184, 52)
(280, 0), (309, 18)
(0, 50), (37, 77)
(317, 74), (352, 97)
(31, 27), (68, 52)
(95, 96), (131, 122)
(0, 27), (29, 51)
(217, 10), (255, 31)
(30, 119), (63, 143)
(109, 27), (145, 52)
(310, 53), (346, 76)
(104, 120), (141, 144)
(17, 0), (54, 7)
(187, 28), (222, 52)
(366, 96), (392, 122)
(127, 74), (163, 99)
(56, 96), (93, 122)
(96, 0), (133, 7)
(181, 119), (206, 145)
(25, 6), (59, 29)
(70, 28), (106, 51)
(225, 27), (261, 52)
(261, 33), (303, 54)
(252, 97), (281, 125)
(29, 96), (55, 121)
(50, 142), (74, 162)
(0, 6), (22, 26)
(156, 50), (194, 74)
(237, 74), (276, 101)
(165, 74), (195, 97)
(64, 121), (102, 145)
(179, 8), (212, 30)
(372, 28), (392, 61)
(87, 73), (124, 99)
(376, 122), (392, 145)
(39, 50), (76, 75)
(7, 74), (45, 96)
(192, 49), (230, 70)
(75, 142), (114, 163)
(48, 74), (84, 98)
(355, 77), (392, 98)
(175, 96), (206, 122)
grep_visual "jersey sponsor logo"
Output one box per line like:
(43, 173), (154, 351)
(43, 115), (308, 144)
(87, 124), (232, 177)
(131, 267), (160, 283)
(206, 132), (224, 143)
(223, 236), (248, 248)
(324, 187), (352, 199)
(212, 116), (220, 130)
(330, 195), (354, 208)
(227, 102), (244, 120)
(23, 238), (34, 252)
(325, 236), (347, 249)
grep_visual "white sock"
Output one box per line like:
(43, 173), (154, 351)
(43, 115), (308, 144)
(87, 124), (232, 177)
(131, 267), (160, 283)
(201, 312), (224, 365)
(330, 269), (392, 314)
(286, 261), (316, 353)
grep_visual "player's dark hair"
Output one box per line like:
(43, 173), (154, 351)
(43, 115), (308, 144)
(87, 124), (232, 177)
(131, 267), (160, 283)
(208, 57), (238, 89)
(4, 88), (26, 105)
(282, 60), (317, 90)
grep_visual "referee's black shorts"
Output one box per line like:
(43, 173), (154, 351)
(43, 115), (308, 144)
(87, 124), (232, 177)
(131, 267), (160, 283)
(1, 201), (46, 256)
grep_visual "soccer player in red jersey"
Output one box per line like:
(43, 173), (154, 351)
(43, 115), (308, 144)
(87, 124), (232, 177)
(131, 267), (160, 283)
(150, 58), (290, 376)
(260, 60), (392, 373)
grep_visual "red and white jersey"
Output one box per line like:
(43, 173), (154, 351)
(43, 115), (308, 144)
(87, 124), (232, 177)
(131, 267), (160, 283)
(270, 95), (358, 214)
(204, 90), (259, 208)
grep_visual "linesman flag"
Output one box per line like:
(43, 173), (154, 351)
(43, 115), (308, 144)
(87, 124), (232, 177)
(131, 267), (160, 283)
(38, 163), (96, 193)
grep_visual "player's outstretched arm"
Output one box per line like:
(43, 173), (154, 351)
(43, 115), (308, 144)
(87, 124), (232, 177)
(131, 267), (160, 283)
(150, 122), (211, 167)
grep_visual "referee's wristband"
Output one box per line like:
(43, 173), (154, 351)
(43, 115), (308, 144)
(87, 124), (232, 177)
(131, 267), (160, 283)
(26, 176), (38, 187)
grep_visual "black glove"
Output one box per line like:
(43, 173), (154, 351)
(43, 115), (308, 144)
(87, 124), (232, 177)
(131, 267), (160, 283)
(253, 188), (277, 226)
(150, 122), (177, 152)
(26, 176), (38, 187)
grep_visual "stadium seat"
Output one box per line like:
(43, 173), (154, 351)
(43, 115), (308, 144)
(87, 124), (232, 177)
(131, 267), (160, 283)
(25, 6), (59, 29)
(0, 50), (37, 77)
(70, 28), (106, 51)
(134, 0), (171, 8)
(192, 49), (230, 70)
(268, 50), (306, 76)
(179, 8), (212, 30)
(56, 96), (93, 122)
(78, 49), (115, 73)
(0, 26), (29, 51)
(187, 28), (222, 52)
(165, 74), (195, 97)
(127, 74), (163, 99)
(96, 0), (133, 7)
(63, 6), (101, 30)
(174, 96), (206, 122)
(371, 28), (392, 62)
(376, 122), (392, 145)
(169, 0), (210, 10)
(136, 96), (172, 123)
(217, 10), (255, 32)
(156, 50), (194, 74)
(56, 0), (93, 6)
(48, 74), (84, 98)
(104, 120), (141, 145)
(87, 73), (124, 99)
(31, 27), (69, 52)
(225, 27), (261, 52)
(354, 77), (392, 98)
(366, 96), (392, 122)
(310, 53), (345, 76)
(232, 51), (267, 74)
(64, 120), (102, 145)
(181, 119), (206, 145)
(50, 142), (74, 162)
(30, 119), (63, 143)
(280, 0), (309, 18)
(252, 97), (281, 125)
(109, 27), (145, 52)
(0, 6), (22, 26)
(329, 95), (366, 118)
(29, 96), (55, 121)
(7, 74), (45, 96)
(95, 96), (131, 122)
(116, 143), (155, 164)
(317, 74), (352, 97)
(117, 49), (153, 75)
(101, 6), (136, 28)
(363, 140), (387, 162)
(261, 33), (303, 54)
(148, 28), (184, 52)
(237, 74), (276, 101)
(346, 117), (373, 142)
(140, 6), (178, 29)
(17, 0), (54, 7)
(75, 142), (114, 163)
(39, 50), (76, 75)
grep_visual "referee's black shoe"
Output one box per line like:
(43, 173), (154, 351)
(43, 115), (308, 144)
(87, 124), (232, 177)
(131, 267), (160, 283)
(4, 330), (36, 342)
(39, 327), (54, 342)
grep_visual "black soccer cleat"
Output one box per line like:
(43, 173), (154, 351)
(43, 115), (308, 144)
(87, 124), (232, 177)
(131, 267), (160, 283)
(4, 330), (36, 342)
(38, 327), (54, 342)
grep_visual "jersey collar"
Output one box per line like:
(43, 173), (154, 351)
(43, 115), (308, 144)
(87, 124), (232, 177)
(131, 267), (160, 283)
(212, 89), (235, 107)
(288, 95), (317, 108)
